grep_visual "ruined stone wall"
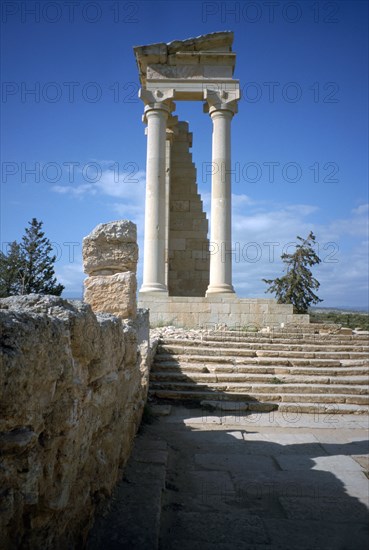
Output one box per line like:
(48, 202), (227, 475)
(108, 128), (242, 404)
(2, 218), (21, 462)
(0, 296), (149, 549)
(0, 221), (150, 549)
(168, 121), (210, 296)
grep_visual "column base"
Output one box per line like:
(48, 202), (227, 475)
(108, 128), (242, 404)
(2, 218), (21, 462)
(206, 284), (235, 296)
(139, 283), (168, 295)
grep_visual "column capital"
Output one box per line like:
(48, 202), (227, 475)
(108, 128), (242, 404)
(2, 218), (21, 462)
(139, 88), (175, 122)
(203, 88), (240, 116)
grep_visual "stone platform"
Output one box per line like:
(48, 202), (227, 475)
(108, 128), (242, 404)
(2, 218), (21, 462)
(138, 294), (309, 329)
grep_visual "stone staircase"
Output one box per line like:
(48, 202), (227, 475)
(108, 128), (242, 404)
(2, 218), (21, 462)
(149, 329), (369, 414)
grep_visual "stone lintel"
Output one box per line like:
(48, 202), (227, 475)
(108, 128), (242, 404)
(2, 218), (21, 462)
(144, 80), (240, 102)
(134, 31), (235, 87)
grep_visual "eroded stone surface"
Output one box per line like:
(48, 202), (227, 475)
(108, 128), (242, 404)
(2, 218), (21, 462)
(84, 272), (137, 319)
(83, 220), (138, 275)
(83, 220), (138, 319)
(0, 295), (149, 548)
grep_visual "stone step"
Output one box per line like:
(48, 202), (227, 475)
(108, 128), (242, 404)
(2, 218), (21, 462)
(157, 345), (256, 357)
(151, 332), (369, 414)
(161, 337), (369, 352)
(150, 372), (369, 386)
(249, 393), (369, 405)
(148, 390), (369, 413)
(200, 331), (369, 342)
(219, 326), (366, 335)
(154, 354), (361, 368)
(151, 363), (369, 376)
(157, 345), (368, 360)
(150, 380), (369, 395)
(278, 402), (369, 414)
(199, 398), (369, 413)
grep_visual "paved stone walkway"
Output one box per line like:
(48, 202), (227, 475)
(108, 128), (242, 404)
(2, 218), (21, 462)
(87, 404), (369, 550)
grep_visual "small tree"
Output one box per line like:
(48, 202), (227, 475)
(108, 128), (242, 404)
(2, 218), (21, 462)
(0, 219), (64, 297)
(262, 231), (322, 314)
(0, 241), (24, 297)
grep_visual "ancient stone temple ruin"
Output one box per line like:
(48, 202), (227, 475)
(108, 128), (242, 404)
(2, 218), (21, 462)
(134, 32), (309, 328)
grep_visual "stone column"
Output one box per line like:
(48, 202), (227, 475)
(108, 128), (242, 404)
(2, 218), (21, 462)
(205, 90), (239, 295)
(139, 90), (174, 294)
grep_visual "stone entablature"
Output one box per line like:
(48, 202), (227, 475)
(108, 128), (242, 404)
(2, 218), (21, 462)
(134, 31), (238, 96)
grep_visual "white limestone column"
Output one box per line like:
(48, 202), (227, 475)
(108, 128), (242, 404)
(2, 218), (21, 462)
(140, 102), (170, 293)
(206, 106), (235, 295)
(164, 138), (171, 288)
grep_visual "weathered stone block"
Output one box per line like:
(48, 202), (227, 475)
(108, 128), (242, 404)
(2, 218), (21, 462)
(170, 218), (196, 231)
(190, 201), (203, 212)
(195, 258), (209, 271)
(83, 220), (138, 275)
(170, 258), (194, 271)
(169, 238), (186, 251)
(193, 218), (208, 232)
(172, 250), (193, 260)
(84, 272), (137, 319)
(171, 200), (190, 212)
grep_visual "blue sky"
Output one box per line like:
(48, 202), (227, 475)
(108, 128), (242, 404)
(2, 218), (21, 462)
(1, 0), (368, 307)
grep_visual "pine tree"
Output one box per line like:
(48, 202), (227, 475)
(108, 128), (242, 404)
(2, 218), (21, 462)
(0, 241), (24, 297)
(262, 231), (322, 314)
(0, 219), (64, 297)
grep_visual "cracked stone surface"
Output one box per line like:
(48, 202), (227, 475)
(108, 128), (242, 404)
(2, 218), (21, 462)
(87, 403), (369, 549)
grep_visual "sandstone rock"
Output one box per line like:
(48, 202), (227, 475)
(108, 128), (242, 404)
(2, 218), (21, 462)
(84, 272), (137, 319)
(83, 220), (138, 275)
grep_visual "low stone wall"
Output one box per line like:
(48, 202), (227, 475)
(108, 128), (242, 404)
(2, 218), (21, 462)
(0, 293), (149, 548)
(138, 294), (310, 329)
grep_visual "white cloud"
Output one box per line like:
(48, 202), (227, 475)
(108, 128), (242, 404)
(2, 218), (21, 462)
(52, 166), (146, 286)
(51, 163), (147, 287)
(230, 200), (368, 306)
(352, 203), (369, 216)
(56, 263), (85, 299)
(52, 183), (97, 196)
(328, 204), (369, 238)
(97, 170), (146, 200)
(52, 168), (146, 201)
